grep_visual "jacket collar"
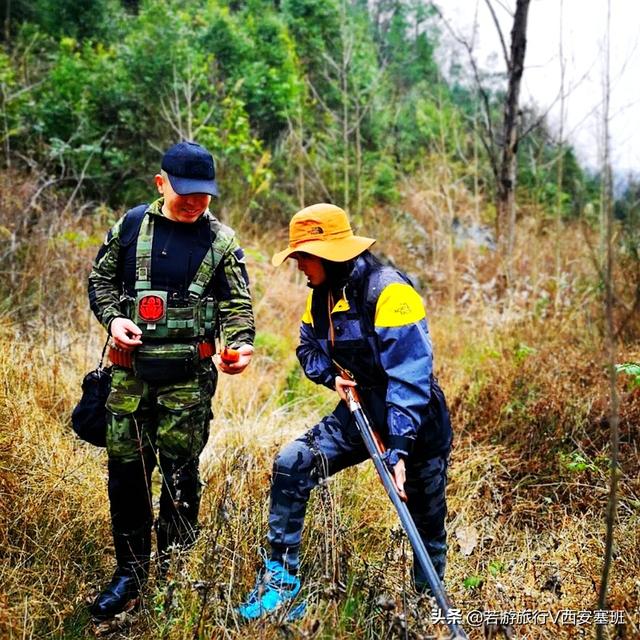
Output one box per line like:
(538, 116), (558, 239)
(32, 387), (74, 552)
(349, 253), (369, 283)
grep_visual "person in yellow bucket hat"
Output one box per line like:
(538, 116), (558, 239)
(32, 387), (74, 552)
(271, 202), (376, 265)
(238, 203), (452, 620)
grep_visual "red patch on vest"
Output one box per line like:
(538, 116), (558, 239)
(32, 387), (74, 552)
(138, 295), (165, 322)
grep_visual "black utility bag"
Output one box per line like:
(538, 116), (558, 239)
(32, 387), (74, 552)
(71, 339), (110, 447)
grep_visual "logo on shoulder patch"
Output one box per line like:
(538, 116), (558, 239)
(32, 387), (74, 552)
(394, 302), (411, 315)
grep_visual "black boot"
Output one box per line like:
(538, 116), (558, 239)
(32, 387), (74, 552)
(156, 457), (201, 578)
(155, 510), (199, 569)
(90, 526), (151, 620)
(155, 517), (173, 581)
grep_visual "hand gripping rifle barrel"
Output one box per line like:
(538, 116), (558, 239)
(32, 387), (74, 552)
(343, 383), (468, 640)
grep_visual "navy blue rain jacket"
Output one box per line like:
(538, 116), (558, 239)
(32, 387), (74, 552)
(296, 252), (452, 458)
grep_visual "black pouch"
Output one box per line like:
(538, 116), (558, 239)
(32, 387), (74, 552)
(71, 340), (110, 447)
(132, 342), (198, 384)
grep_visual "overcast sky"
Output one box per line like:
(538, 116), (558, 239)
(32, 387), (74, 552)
(437, 0), (640, 176)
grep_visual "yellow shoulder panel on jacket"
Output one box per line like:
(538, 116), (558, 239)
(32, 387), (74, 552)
(374, 283), (425, 327)
(301, 291), (314, 326)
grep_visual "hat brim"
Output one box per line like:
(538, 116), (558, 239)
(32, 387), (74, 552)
(271, 236), (376, 266)
(167, 174), (219, 197)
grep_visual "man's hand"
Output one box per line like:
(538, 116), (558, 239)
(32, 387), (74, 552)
(393, 458), (407, 501)
(110, 317), (143, 351)
(215, 344), (254, 375)
(335, 375), (357, 402)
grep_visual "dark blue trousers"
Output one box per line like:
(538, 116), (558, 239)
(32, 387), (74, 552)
(267, 401), (449, 585)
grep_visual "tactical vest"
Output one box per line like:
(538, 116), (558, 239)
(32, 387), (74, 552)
(120, 207), (234, 342)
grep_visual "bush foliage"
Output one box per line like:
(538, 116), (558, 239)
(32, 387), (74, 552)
(0, 0), (603, 222)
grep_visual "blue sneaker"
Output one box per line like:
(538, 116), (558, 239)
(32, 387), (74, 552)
(237, 560), (302, 620)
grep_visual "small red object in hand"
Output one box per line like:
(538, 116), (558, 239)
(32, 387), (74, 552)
(220, 347), (240, 364)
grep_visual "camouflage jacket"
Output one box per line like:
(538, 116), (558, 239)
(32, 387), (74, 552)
(88, 198), (255, 348)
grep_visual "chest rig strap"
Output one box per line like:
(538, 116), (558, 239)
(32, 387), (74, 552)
(133, 210), (233, 297)
(187, 213), (232, 300)
(135, 212), (154, 292)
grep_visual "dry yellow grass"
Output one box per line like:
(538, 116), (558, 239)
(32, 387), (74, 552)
(0, 170), (638, 638)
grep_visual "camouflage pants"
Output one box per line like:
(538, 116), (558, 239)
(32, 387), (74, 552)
(267, 401), (449, 584)
(106, 362), (216, 463)
(104, 362), (216, 550)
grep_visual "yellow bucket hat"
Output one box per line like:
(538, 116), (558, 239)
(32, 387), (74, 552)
(271, 203), (376, 266)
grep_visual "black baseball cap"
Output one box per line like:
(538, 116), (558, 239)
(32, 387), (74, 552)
(161, 141), (219, 197)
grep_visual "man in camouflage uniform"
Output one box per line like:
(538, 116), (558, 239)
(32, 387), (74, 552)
(88, 141), (254, 620)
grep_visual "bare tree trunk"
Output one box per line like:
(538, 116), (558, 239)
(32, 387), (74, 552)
(355, 100), (362, 219)
(185, 62), (193, 140)
(495, 0), (530, 260)
(297, 104), (305, 208)
(287, 103), (306, 208)
(1, 86), (10, 169)
(158, 62), (216, 142)
(437, 0), (531, 268)
(473, 104), (480, 220)
(597, 3), (620, 633)
(554, 0), (566, 311)
(337, 0), (350, 211)
(435, 85), (457, 310)
(342, 47), (349, 209)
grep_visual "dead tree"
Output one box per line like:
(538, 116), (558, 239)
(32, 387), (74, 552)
(434, 0), (531, 268)
(596, 2), (620, 634)
(554, 0), (566, 310)
(495, 0), (530, 259)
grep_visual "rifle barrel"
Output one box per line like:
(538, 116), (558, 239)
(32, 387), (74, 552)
(348, 395), (468, 640)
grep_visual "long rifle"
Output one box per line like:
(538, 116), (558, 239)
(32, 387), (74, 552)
(342, 377), (468, 640)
